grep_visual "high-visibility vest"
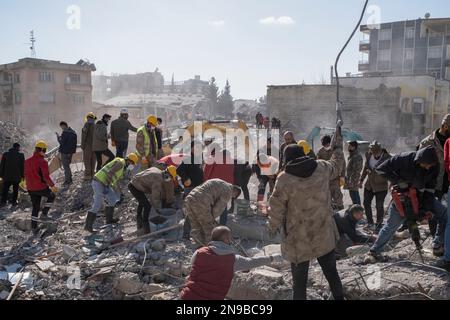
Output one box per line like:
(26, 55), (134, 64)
(137, 126), (158, 158)
(94, 158), (125, 187)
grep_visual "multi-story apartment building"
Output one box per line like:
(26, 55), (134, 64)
(359, 16), (450, 80)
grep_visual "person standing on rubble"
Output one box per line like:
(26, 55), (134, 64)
(84, 153), (138, 233)
(25, 141), (58, 234)
(268, 123), (345, 300)
(317, 134), (346, 210)
(184, 179), (242, 246)
(180, 226), (283, 300)
(93, 114), (115, 172)
(344, 141), (363, 205)
(135, 115), (159, 171)
(156, 118), (165, 159)
(0, 143), (24, 207)
(359, 141), (391, 233)
(128, 165), (178, 235)
(368, 146), (448, 260)
(279, 131), (297, 170)
(81, 112), (97, 181)
(57, 121), (77, 186)
(110, 108), (137, 159)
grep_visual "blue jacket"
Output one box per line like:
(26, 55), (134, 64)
(59, 127), (77, 154)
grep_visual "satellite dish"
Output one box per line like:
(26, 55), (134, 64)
(425, 13), (431, 19)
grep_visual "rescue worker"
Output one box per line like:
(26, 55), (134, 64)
(0, 143), (25, 207)
(128, 165), (178, 235)
(256, 153), (279, 204)
(279, 131), (297, 169)
(297, 140), (316, 159)
(344, 141), (363, 205)
(369, 146), (448, 259)
(57, 121), (77, 186)
(81, 112), (97, 181)
(181, 226), (282, 300)
(184, 179), (242, 246)
(136, 115), (159, 170)
(110, 108), (137, 158)
(84, 153), (138, 233)
(359, 141), (391, 233)
(268, 123), (345, 300)
(24, 141), (58, 233)
(317, 134), (346, 210)
(93, 114), (115, 172)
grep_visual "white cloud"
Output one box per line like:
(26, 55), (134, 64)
(208, 20), (225, 27)
(259, 16), (295, 25)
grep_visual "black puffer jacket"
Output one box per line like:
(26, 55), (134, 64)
(0, 147), (25, 183)
(59, 127), (77, 154)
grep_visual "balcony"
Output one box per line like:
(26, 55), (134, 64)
(358, 60), (370, 72)
(359, 40), (371, 52)
(64, 82), (92, 92)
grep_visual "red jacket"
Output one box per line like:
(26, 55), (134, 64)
(157, 153), (186, 168)
(25, 152), (55, 192)
(180, 247), (235, 300)
(445, 138), (450, 182)
(204, 152), (235, 184)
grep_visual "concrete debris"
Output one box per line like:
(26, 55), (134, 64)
(35, 260), (55, 272)
(151, 239), (166, 252)
(0, 121), (32, 154)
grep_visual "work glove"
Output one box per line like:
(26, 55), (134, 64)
(50, 186), (58, 194)
(270, 254), (284, 263)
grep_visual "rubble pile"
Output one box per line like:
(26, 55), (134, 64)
(0, 121), (32, 154)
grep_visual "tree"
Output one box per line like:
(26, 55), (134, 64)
(206, 77), (219, 119)
(217, 79), (234, 118)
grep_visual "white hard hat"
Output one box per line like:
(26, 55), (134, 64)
(120, 108), (129, 114)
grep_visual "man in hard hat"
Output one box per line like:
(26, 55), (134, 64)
(128, 165), (178, 235)
(298, 140), (316, 159)
(84, 153), (138, 233)
(184, 179), (242, 246)
(81, 112), (97, 180)
(110, 108), (137, 159)
(135, 115), (159, 171)
(93, 114), (115, 172)
(24, 141), (58, 233)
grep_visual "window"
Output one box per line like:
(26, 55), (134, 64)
(405, 48), (414, 60)
(412, 99), (425, 114)
(428, 46), (443, 59)
(39, 71), (54, 82)
(14, 73), (20, 84)
(67, 73), (81, 84)
(14, 92), (22, 105)
(379, 29), (392, 41)
(378, 49), (391, 61)
(71, 94), (85, 105)
(106, 79), (112, 85)
(447, 24), (450, 35)
(405, 27), (415, 39)
(39, 92), (56, 104)
(429, 30), (443, 38)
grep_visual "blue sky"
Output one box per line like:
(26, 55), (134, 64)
(1, 0), (449, 99)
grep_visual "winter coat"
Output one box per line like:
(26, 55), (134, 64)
(279, 141), (297, 169)
(344, 151), (363, 191)
(0, 147), (25, 183)
(58, 127), (77, 154)
(360, 149), (391, 193)
(333, 210), (370, 244)
(25, 152), (55, 191)
(81, 119), (95, 151)
(268, 136), (344, 264)
(131, 167), (174, 210)
(419, 130), (445, 191)
(185, 179), (233, 222)
(92, 120), (109, 152)
(110, 117), (137, 143)
(317, 147), (346, 179)
(176, 155), (204, 188)
(234, 161), (252, 186)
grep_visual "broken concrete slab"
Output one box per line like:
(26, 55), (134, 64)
(151, 239), (166, 251)
(6, 212), (31, 232)
(228, 215), (281, 243)
(253, 244), (289, 270)
(113, 272), (144, 295)
(62, 245), (79, 261)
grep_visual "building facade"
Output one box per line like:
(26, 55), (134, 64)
(0, 58), (95, 131)
(359, 17), (450, 80)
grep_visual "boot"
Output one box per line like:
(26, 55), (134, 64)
(136, 212), (143, 232)
(105, 206), (119, 224)
(141, 209), (151, 235)
(84, 211), (97, 233)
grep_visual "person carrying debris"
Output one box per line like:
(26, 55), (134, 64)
(135, 115), (159, 171)
(84, 153), (138, 233)
(93, 114), (115, 172)
(181, 226), (283, 300)
(128, 165), (178, 235)
(333, 205), (376, 259)
(25, 141), (58, 233)
(110, 108), (137, 159)
(57, 121), (77, 186)
(359, 141), (391, 233)
(81, 112), (97, 181)
(268, 123), (345, 300)
(344, 141), (363, 205)
(184, 179), (242, 246)
(0, 143), (25, 207)
(317, 134), (346, 210)
(368, 146), (448, 260)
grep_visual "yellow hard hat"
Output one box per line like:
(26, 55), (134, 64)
(167, 165), (177, 179)
(147, 115), (158, 127)
(35, 140), (48, 150)
(297, 140), (311, 155)
(126, 153), (139, 165)
(86, 112), (96, 119)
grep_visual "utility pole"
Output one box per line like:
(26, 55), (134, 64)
(29, 30), (36, 58)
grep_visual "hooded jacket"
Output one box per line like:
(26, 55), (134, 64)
(0, 147), (25, 183)
(92, 120), (109, 152)
(268, 135), (344, 264)
(58, 127), (77, 154)
(419, 129), (445, 191)
(360, 149), (391, 193)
